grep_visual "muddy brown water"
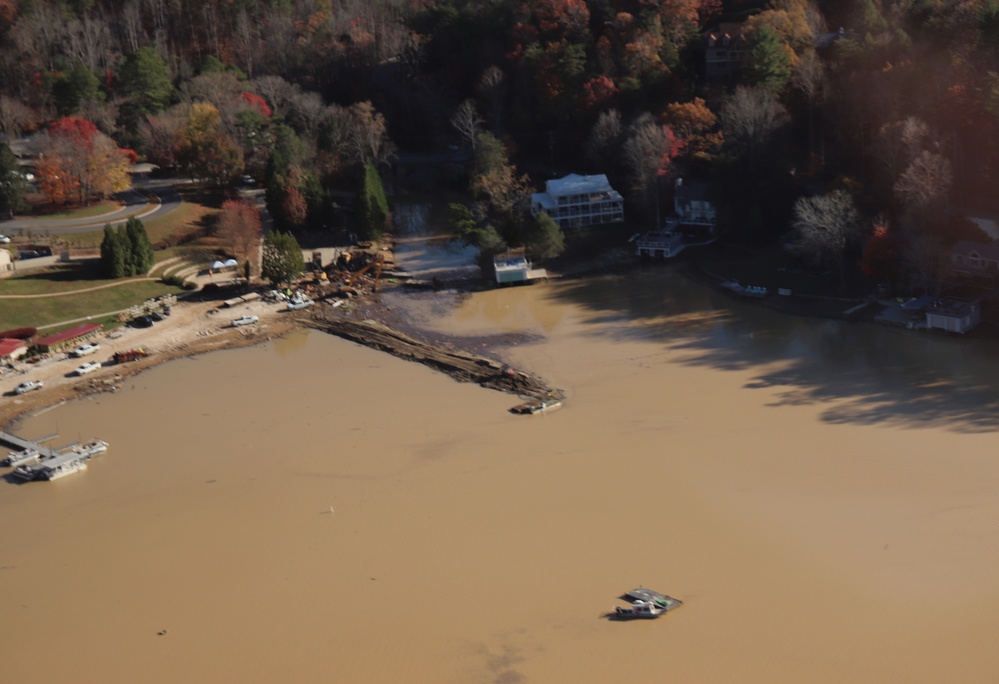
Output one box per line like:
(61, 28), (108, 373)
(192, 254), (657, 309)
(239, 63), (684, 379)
(4, 268), (999, 683)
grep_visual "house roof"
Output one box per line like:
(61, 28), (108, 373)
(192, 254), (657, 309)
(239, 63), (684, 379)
(0, 338), (26, 357)
(951, 240), (999, 260)
(545, 174), (618, 197)
(675, 178), (710, 202)
(34, 322), (103, 347)
(705, 22), (745, 46)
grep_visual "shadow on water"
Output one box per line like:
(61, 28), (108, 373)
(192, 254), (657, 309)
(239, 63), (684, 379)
(549, 267), (999, 432)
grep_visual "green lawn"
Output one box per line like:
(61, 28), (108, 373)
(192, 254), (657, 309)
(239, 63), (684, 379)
(62, 191), (221, 248)
(1, 279), (186, 329)
(28, 199), (121, 220)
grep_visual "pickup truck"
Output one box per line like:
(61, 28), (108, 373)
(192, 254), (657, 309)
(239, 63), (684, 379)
(14, 380), (44, 394)
(232, 315), (259, 327)
(71, 343), (100, 357)
(75, 361), (102, 376)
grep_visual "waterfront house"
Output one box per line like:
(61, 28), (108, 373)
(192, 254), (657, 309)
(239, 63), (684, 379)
(949, 240), (999, 287)
(703, 23), (745, 79)
(673, 178), (716, 230)
(530, 174), (624, 229)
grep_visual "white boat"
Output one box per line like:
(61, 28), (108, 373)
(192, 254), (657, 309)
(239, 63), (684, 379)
(4, 447), (42, 467)
(42, 459), (88, 481)
(287, 296), (314, 310)
(73, 440), (109, 458)
(614, 600), (666, 618)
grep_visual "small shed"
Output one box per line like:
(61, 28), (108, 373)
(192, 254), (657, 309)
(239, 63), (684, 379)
(33, 322), (103, 353)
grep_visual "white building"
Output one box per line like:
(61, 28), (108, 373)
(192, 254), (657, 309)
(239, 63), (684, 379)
(673, 178), (715, 228)
(531, 174), (624, 229)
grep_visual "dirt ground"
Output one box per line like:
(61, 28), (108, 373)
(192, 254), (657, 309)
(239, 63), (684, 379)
(0, 294), (300, 426)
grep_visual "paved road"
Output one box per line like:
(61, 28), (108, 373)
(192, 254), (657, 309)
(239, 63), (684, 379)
(0, 184), (182, 234)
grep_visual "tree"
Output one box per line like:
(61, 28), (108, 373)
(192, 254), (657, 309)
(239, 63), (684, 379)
(99, 223), (128, 278)
(0, 95), (34, 138)
(741, 26), (793, 94)
(524, 211), (565, 261)
(450, 99), (483, 149)
(662, 98), (723, 164)
(469, 132), (529, 216)
(176, 102), (244, 186)
(124, 217), (154, 275)
(893, 150), (952, 220)
(216, 199), (263, 274)
(790, 190), (864, 286)
(719, 86), (787, 170)
(355, 160), (389, 240)
(35, 118), (132, 205)
(622, 114), (680, 221)
(261, 231), (304, 285)
(52, 63), (103, 116)
(0, 142), (28, 218)
(117, 46), (173, 119)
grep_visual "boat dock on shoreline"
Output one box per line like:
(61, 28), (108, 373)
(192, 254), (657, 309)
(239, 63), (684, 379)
(2, 430), (109, 482)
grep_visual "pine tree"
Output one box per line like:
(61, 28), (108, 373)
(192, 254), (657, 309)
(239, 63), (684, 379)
(0, 142), (28, 218)
(261, 231), (305, 285)
(355, 160), (389, 240)
(100, 223), (129, 278)
(124, 217), (155, 275)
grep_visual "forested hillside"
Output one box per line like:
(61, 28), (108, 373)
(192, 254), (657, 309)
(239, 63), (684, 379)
(2, 0), (998, 291)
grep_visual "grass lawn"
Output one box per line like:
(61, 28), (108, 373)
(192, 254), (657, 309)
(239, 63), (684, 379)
(25, 199), (122, 220)
(0, 260), (120, 294)
(61, 190), (221, 248)
(1, 279), (186, 329)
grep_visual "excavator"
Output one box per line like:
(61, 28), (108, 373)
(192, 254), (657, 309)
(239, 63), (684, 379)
(347, 252), (385, 291)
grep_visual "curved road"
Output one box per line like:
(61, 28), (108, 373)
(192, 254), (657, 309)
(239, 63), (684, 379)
(1, 182), (183, 234)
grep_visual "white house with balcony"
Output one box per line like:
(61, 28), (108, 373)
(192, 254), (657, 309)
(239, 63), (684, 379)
(531, 174), (624, 229)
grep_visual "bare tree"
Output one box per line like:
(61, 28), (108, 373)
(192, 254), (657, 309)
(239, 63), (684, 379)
(622, 113), (677, 221)
(450, 99), (483, 149)
(251, 75), (296, 118)
(894, 150), (952, 218)
(476, 66), (506, 134)
(790, 189), (864, 285)
(584, 109), (624, 170)
(875, 117), (932, 184)
(719, 85), (786, 170)
(0, 96), (35, 138)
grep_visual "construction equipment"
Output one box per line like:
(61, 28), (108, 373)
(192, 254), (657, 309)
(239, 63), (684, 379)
(348, 253), (385, 291)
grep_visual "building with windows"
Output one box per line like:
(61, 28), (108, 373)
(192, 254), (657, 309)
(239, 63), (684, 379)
(704, 23), (745, 79)
(531, 174), (624, 229)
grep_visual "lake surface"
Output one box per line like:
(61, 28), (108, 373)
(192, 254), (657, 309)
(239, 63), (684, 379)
(4, 267), (999, 683)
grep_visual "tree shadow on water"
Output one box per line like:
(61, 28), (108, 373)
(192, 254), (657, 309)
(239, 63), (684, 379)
(548, 268), (999, 432)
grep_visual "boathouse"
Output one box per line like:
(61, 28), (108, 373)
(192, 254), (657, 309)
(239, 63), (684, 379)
(925, 297), (981, 334)
(530, 174), (624, 229)
(493, 248), (548, 285)
(33, 322), (103, 353)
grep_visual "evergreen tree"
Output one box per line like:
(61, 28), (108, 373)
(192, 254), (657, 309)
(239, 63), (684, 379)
(124, 216), (155, 275)
(741, 26), (793, 95)
(0, 143), (28, 219)
(525, 212), (565, 261)
(261, 231), (305, 285)
(118, 46), (173, 129)
(52, 63), (104, 116)
(99, 223), (128, 278)
(355, 160), (389, 240)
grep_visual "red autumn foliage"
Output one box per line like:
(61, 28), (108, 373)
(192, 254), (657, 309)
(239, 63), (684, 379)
(49, 117), (98, 147)
(582, 76), (619, 109)
(859, 224), (897, 281)
(241, 91), (272, 119)
(120, 148), (139, 164)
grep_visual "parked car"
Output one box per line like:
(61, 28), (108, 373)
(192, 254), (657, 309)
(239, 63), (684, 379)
(0, 234), (10, 244)
(130, 315), (154, 328)
(14, 380), (44, 394)
(71, 343), (100, 357)
(242, 175), (256, 186)
(150, 311), (167, 322)
(287, 297), (314, 310)
(232, 315), (259, 327)
(74, 361), (101, 376)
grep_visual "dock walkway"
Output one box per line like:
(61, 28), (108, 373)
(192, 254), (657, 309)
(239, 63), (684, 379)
(0, 430), (55, 459)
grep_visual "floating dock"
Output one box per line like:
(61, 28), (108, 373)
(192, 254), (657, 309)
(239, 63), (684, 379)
(3, 430), (109, 482)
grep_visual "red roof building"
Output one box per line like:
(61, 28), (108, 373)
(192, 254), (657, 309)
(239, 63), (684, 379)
(0, 338), (27, 362)
(33, 322), (103, 352)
